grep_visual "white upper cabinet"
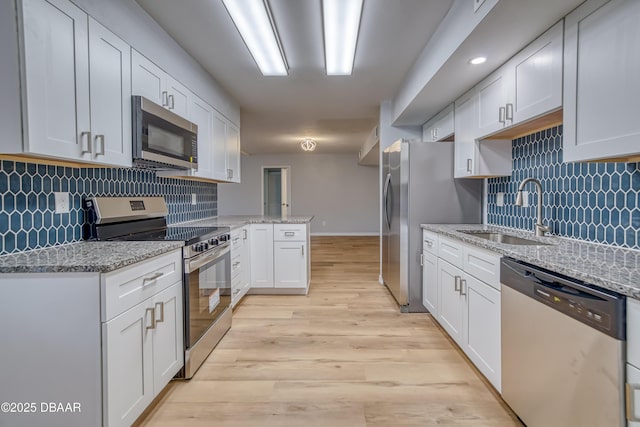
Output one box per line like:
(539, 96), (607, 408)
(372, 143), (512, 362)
(21, 0), (131, 167)
(88, 18), (132, 167)
(131, 49), (166, 106)
(476, 67), (512, 137)
(227, 122), (241, 183)
(190, 94), (214, 179)
(454, 89), (478, 178)
(165, 75), (190, 118)
(564, 0), (640, 162)
(422, 104), (454, 142)
(509, 21), (563, 125)
(211, 110), (229, 182)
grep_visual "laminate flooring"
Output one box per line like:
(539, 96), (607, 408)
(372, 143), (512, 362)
(137, 236), (521, 427)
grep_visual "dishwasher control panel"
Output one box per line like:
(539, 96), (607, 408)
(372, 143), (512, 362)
(534, 284), (612, 332)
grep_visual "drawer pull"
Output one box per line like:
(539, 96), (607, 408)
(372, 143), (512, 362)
(155, 302), (164, 324)
(284, 231), (296, 237)
(454, 276), (461, 292)
(145, 307), (156, 331)
(233, 261), (240, 268)
(142, 272), (164, 285)
(424, 239), (433, 247)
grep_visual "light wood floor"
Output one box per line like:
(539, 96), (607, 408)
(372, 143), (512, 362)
(137, 236), (520, 426)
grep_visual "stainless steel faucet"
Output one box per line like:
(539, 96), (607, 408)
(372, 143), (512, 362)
(515, 178), (549, 236)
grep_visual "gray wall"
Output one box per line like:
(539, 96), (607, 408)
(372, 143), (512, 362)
(218, 153), (379, 235)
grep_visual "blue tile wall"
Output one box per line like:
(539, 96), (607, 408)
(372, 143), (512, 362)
(0, 160), (217, 255)
(487, 125), (640, 249)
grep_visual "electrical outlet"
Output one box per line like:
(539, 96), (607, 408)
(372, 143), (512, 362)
(521, 191), (530, 207)
(496, 192), (504, 207)
(191, 193), (197, 205)
(54, 192), (70, 214)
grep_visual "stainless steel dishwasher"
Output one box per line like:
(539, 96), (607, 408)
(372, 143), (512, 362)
(501, 258), (626, 427)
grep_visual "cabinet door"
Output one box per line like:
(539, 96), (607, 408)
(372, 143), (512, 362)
(88, 18), (132, 167)
(476, 68), (511, 137)
(434, 104), (454, 141)
(131, 49), (166, 106)
(211, 110), (228, 181)
(628, 298), (640, 368)
(274, 241), (307, 288)
(511, 21), (563, 125)
(22, 0), (90, 161)
(103, 301), (154, 427)
(564, 0), (640, 162)
(463, 274), (501, 391)
(437, 259), (464, 345)
(421, 251), (438, 316)
(191, 95), (214, 179)
(166, 75), (190, 118)
(241, 226), (251, 289)
(151, 282), (184, 394)
(628, 363), (640, 426)
(227, 122), (241, 183)
(453, 91), (477, 178)
(250, 224), (274, 288)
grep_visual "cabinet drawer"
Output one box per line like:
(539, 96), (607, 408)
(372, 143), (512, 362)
(274, 224), (307, 241)
(629, 299), (640, 368)
(438, 237), (463, 269)
(463, 245), (501, 290)
(231, 254), (242, 280)
(422, 230), (438, 255)
(230, 229), (244, 251)
(102, 250), (182, 322)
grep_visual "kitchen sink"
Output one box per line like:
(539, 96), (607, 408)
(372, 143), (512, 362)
(458, 231), (550, 246)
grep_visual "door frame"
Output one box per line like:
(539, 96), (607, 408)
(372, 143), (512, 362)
(261, 165), (292, 216)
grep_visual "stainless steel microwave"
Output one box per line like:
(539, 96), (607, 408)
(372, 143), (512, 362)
(132, 95), (198, 170)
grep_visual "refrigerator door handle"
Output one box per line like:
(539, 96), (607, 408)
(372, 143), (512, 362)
(383, 173), (392, 229)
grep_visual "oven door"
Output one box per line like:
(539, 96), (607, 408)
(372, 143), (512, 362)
(184, 243), (231, 348)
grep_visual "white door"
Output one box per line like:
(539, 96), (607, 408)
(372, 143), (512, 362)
(437, 259), (464, 345)
(280, 167), (291, 216)
(476, 68), (510, 137)
(274, 241), (307, 288)
(166, 76), (190, 118)
(88, 18), (132, 167)
(22, 0), (90, 161)
(211, 110), (228, 181)
(421, 251), (438, 316)
(453, 91), (477, 178)
(103, 301), (154, 427)
(227, 122), (241, 182)
(250, 224), (274, 288)
(463, 274), (501, 391)
(510, 21), (563, 125)
(151, 282), (184, 394)
(131, 49), (166, 107)
(564, 0), (640, 162)
(191, 95), (214, 179)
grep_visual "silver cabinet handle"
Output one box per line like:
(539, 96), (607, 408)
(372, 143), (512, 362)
(154, 302), (164, 324)
(95, 134), (105, 157)
(169, 94), (175, 109)
(233, 289), (241, 295)
(454, 276), (461, 292)
(506, 103), (514, 121)
(301, 245), (304, 257)
(243, 229), (248, 240)
(145, 307), (156, 331)
(232, 237), (240, 244)
(460, 278), (467, 296)
(434, 127), (438, 140)
(424, 239), (433, 248)
(161, 91), (168, 107)
(420, 253), (424, 266)
(230, 169), (234, 179)
(499, 106), (506, 124)
(466, 158), (473, 173)
(80, 131), (92, 154)
(284, 231), (295, 237)
(233, 261), (240, 268)
(627, 383), (640, 421)
(142, 272), (164, 284)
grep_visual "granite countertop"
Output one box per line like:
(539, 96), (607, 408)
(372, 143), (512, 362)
(421, 224), (640, 300)
(0, 241), (184, 274)
(182, 215), (314, 229)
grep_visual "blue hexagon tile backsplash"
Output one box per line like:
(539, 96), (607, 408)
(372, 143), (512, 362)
(0, 161), (217, 255)
(487, 125), (640, 249)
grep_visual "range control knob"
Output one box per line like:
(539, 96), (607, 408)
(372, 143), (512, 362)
(219, 234), (230, 242)
(209, 238), (219, 246)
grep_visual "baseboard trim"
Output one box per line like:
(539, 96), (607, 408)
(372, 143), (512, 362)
(310, 232), (378, 237)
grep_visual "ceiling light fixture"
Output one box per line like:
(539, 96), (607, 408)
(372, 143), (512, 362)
(469, 56), (487, 65)
(301, 138), (317, 152)
(222, 0), (288, 76)
(322, 0), (364, 76)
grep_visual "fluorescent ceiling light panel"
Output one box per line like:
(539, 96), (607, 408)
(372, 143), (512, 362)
(223, 0), (288, 76)
(323, 0), (363, 76)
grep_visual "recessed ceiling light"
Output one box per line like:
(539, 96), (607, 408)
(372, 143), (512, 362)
(322, 0), (364, 76)
(223, 0), (288, 76)
(469, 56), (487, 65)
(301, 138), (317, 152)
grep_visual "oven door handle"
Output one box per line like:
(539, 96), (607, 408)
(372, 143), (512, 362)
(185, 243), (230, 273)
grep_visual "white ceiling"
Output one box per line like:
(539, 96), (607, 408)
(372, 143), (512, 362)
(135, 0), (454, 154)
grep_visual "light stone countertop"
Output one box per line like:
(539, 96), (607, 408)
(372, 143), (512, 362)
(181, 215), (314, 229)
(0, 241), (185, 274)
(421, 224), (640, 300)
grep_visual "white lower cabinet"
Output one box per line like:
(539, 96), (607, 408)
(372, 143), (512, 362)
(421, 251), (438, 316)
(231, 225), (251, 307)
(426, 233), (502, 391)
(274, 241), (307, 288)
(250, 224), (275, 288)
(628, 298), (640, 426)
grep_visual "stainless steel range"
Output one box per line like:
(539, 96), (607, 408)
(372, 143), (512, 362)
(86, 196), (231, 379)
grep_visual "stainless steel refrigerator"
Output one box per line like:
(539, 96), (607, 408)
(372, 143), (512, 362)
(382, 139), (482, 312)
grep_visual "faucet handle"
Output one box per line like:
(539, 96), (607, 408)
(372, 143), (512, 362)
(535, 223), (550, 236)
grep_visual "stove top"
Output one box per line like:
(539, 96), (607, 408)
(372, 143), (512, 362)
(110, 226), (228, 245)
